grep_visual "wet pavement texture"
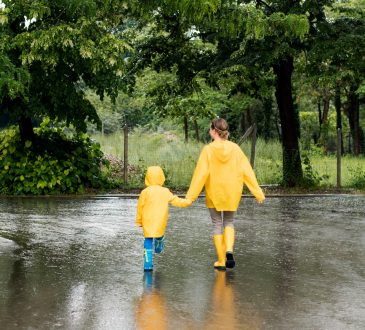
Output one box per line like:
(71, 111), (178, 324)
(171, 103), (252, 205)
(0, 196), (364, 330)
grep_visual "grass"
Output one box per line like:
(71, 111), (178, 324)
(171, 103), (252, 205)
(92, 129), (365, 189)
(310, 154), (365, 188)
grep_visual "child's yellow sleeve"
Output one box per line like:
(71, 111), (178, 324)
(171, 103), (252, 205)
(169, 194), (192, 208)
(136, 191), (145, 226)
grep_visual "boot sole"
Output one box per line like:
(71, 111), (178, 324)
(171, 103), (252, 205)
(226, 252), (235, 269)
(214, 265), (226, 271)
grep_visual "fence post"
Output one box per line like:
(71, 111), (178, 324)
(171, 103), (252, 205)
(124, 125), (128, 184)
(337, 128), (341, 188)
(250, 124), (257, 168)
(238, 125), (254, 146)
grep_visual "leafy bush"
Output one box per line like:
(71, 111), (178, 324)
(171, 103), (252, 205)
(0, 123), (113, 195)
(300, 111), (350, 153)
(348, 165), (365, 189)
(102, 154), (147, 188)
(301, 153), (329, 188)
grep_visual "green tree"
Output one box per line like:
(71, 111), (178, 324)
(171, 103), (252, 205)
(132, 1), (311, 186)
(307, 0), (365, 155)
(0, 0), (130, 142)
(237, 1), (330, 186)
(126, 4), (220, 139)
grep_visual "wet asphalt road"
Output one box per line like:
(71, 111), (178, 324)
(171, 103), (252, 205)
(0, 196), (364, 330)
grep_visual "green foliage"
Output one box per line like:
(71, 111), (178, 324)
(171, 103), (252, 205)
(86, 70), (158, 134)
(0, 1), (9, 25)
(348, 164), (365, 189)
(93, 128), (202, 188)
(95, 130), (365, 189)
(102, 154), (148, 188)
(306, 0), (365, 122)
(328, 0), (365, 19)
(138, 69), (221, 126)
(1, 0), (363, 193)
(86, 91), (123, 134)
(130, 0), (220, 24)
(124, 159), (148, 189)
(357, 82), (365, 96)
(300, 153), (329, 188)
(245, 10), (309, 42)
(0, 0), (131, 133)
(94, 130), (283, 188)
(300, 111), (350, 152)
(118, 157), (173, 189)
(0, 51), (30, 101)
(0, 124), (112, 195)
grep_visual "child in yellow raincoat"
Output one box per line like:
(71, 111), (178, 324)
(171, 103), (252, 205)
(136, 166), (191, 271)
(187, 118), (265, 270)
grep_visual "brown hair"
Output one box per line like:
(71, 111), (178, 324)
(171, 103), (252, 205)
(211, 118), (229, 139)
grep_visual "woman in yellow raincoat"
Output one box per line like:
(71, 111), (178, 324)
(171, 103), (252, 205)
(186, 118), (265, 270)
(136, 166), (191, 271)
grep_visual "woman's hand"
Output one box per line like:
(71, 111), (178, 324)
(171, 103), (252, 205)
(256, 197), (265, 204)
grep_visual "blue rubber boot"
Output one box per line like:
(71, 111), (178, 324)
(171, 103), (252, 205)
(154, 236), (165, 254)
(144, 238), (153, 271)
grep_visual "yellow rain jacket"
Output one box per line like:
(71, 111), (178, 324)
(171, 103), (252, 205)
(136, 166), (191, 237)
(186, 140), (265, 211)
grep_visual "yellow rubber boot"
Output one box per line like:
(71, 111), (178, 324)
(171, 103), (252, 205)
(213, 235), (226, 271)
(224, 227), (235, 268)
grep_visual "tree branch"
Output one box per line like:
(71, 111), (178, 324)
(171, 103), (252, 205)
(256, 0), (273, 13)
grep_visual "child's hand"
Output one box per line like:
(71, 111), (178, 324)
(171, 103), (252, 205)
(170, 195), (193, 208)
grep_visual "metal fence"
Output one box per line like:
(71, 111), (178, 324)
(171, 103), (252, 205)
(120, 125), (346, 188)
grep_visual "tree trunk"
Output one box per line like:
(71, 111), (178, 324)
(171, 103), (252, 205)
(262, 97), (274, 141)
(320, 93), (330, 152)
(193, 119), (200, 142)
(314, 98), (322, 144)
(275, 110), (282, 142)
(240, 107), (252, 134)
(184, 116), (188, 143)
(322, 94), (330, 125)
(317, 99), (322, 127)
(347, 86), (362, 156)
(273, 56), (303, 187)
(18, 116), (35, 143)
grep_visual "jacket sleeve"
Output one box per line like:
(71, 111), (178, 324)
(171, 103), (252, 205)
(169, 194), (192, 208)
(186, 147), (210, 201)
(136, 191), (145, 226)
(241, 151), (265, 203)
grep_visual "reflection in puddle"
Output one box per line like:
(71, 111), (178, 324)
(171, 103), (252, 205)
(204, 271), (262, 330)
(135, 272), (168, 329)
(135, 270), (263, 330)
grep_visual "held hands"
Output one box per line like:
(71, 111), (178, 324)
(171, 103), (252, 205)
(180, 197), (193, 208)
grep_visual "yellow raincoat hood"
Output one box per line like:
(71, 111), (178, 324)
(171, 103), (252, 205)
(145, 166), (165, 186)
(136, 166), (191, 237)
(209, 140), (235, 163)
